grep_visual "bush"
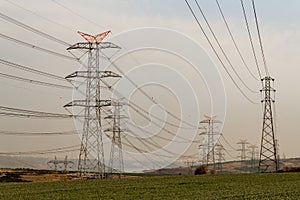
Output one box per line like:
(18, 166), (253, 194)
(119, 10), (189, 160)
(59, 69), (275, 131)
(195, 165), (208, 175)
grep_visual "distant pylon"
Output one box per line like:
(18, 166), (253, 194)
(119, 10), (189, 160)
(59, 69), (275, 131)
(47, 155), (74, 173)
(64, 31), (121, 178)
(215, 143), (225, 172)
(248, 144), (258, 171)
(199, 115), (222, 171)
(104, 99), (127, 178)
(259, 77), (279, 172)
(237, 139), (249, 166)
(184, 160), (196, 175)
(47, 156), (58, 171)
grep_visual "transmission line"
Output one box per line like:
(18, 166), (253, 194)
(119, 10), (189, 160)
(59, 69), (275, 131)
(102, 53), (199, 128)
(215, 0), (260, 81)
(99, 78), (199, 131)
(3, 0), (76, 32)
(101, 106), (188, 156)
(0, 129), (76, 136)
(184, 0), (258, 104)
(0, 145), (80, 156)
(0, 112), (72, 119)
(194, 0), (257, 94)
(0, 58), (66, 81)
(251, 0), (269, 76)
(0, 11), (71, 46)
(0, 72), (72, 90)
(240, 0), (262, 80)
(0, 33), (77, 61)
(126, 120), (201, 144)
(0, 105), (73, 118)
(50, 0), (106, 30)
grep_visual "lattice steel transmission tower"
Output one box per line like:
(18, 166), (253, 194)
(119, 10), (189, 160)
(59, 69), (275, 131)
(259, 77), (279, 172)
(47, 155), (74, 173)
(199, 115), (222, 171)
(215, 143), (225, 172)
(104, 99), (127, 178)
(248, 144), (258, 171)
(64, 31), (121, 178)
(237, 139), (249, 164)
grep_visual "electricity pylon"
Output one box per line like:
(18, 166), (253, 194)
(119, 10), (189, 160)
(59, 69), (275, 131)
(215, 143), (225, 172)
(248, 144), (258, 171)
(47, 155), (74, 172)
(237, 139), (249, 164)
(184, 160), (196, 175)
(199, 115), (222, 171)
(104, 99), (127, 178)
(259, 77), (279, 172)
(64, 31), (121, 178)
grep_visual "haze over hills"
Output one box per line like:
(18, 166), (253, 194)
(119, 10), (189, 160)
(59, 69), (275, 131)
(1, 155), (299, 174)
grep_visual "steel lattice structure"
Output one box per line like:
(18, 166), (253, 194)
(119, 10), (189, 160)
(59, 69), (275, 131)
(64, 31), (121, 178)
(248, 144), (258, 171)
(259, 77), (278, 172)
(215, 143), (225, 171)
(199, 115), (222, 171)
(104, 99), (126, 178)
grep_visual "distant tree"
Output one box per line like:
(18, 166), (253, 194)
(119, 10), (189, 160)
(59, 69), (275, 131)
(194, 165), (208, 175)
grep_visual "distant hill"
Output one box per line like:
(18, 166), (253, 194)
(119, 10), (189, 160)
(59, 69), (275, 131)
(1, 156), (299, 174)
(0, 156), (79, 170)
(145, 157), (300, 175)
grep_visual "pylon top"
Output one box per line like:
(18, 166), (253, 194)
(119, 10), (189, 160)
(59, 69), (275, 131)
(78, 30), (111, 43)
(204, 115), (217, 120)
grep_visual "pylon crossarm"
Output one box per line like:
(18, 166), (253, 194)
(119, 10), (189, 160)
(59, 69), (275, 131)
(65, 71), (122, 79)
(67, 42), (121, 50)
(64, 100), (112, 108)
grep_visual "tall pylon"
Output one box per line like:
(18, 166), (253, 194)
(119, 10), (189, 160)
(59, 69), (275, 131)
(104, 99), (126, 178)
(64, 31), (121, 178)
(259, 77), (279, 172)
(199, 115), (222, 171)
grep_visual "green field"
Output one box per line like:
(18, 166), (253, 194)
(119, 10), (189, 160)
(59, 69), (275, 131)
(0, 173), (299, 199)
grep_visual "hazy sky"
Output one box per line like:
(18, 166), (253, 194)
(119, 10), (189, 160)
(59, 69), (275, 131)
(0, 0), (299, 171)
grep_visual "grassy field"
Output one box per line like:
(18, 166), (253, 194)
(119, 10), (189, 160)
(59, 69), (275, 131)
(0, 173), (299, 199)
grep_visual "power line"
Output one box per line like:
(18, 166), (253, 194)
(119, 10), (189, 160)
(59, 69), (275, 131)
(102, 53), (199, 128)
(0, 105), (73, 118)
(3, 0), (76, 32)
(50, 0), (106, 30)
(0, 112), (72, 119)
(184, 0), (258, 104)
(251, 0), (269, 76)
(0, 11), (83, 60)
(0, 129), (76, 136)
(126, 120), (201, 144)
(96, 78), (199, 133)
(0, 145), (80, 156)
(220, 134), (237, 151)
(240, 0), (262, 80)
(0, 58), (66, 81)
(215, 0), (260, 81)
(101, 105), (184, 157)
(0, 71), (72, 90)
(0, 33), (77, 61)
(194, 0), (258, 94)
(0, 11), (71, 46)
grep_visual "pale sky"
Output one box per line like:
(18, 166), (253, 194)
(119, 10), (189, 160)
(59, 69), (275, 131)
(0, 0), (299, 171)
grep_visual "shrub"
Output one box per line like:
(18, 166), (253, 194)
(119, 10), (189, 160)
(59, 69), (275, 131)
(194, 165), (208, 175)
